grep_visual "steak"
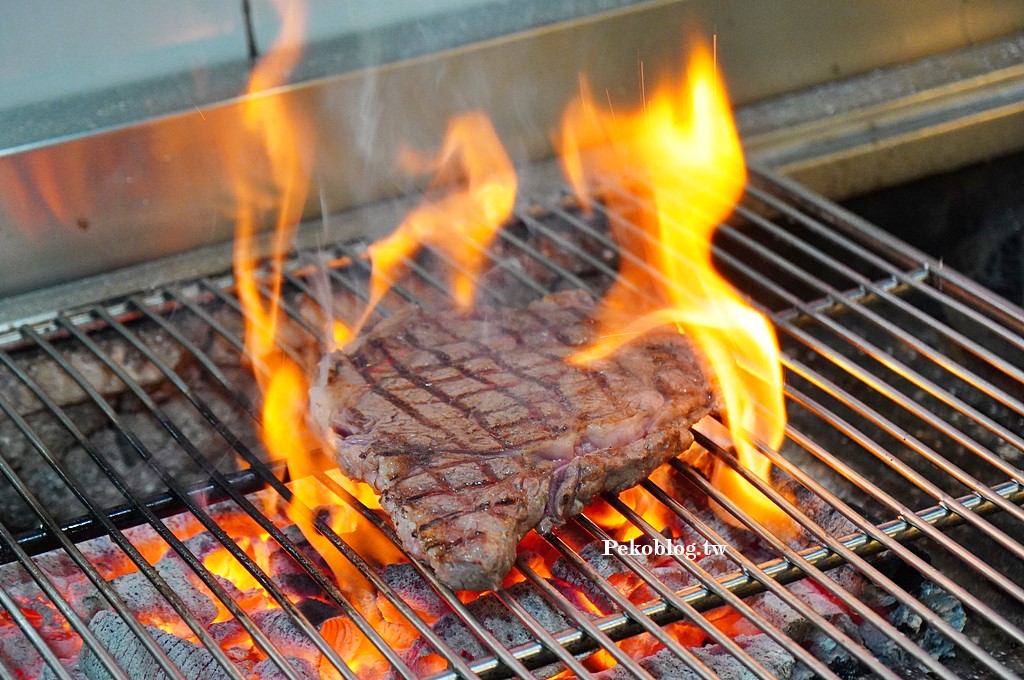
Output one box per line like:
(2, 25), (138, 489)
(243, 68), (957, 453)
(311, 290), (721, 591)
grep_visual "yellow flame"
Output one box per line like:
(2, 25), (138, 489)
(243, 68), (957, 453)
(332, 319), (353, 349)
(227, 0), (399, 628)
(231, 0), (311, 372)
(558, 45), (793, 535)
(358, 111), (516, 328)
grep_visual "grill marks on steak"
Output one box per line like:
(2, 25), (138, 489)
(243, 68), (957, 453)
(312, 291), (720, 591)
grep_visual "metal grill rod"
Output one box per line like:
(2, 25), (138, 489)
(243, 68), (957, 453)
(576, 180), (1024, 567)
(706, 245), (1024, 534)
(781, 368), (1024, 619)
(344, 189), (1024, 675)
(575, 513), (834, 680)
(692, 428), (1012, 679)
(747, 169), (1024, 349)
(512, 559), (656, 679)
(547, 525), (724, 680)
(764, 419), (1024, 655)
(601, 494), (839, 679)
(719, 210), (1024, 414)
(0, 379), (177, 680)
(133, 279), (535, 680)
(601, 173), (1024, 459)
(2, 467), (275, 563)
(712, 216), (1024, 462)
(669, 451), (950, 680)
(140, 282), (538, 679)
(0, 516), (98, 680)
(14, 328), (319, 680)
(727, 200), (1024, 395)
(332, 197), (1023, 676)
(487, 192), (1024, 673)
(5, 170), (1023, 678)
(0, 366), (252, 679)
(567, 182), (1024, 663)
(61, 312), (420, 680)
(472, 221), (922, 674)
(337, 222), (919, 676)
(121, 296), (492, 679)
(322, 236), (851, 678)
(314, 472), (607, 680)
(289, 248), (791, 677)
(449, 469), (1024, 679)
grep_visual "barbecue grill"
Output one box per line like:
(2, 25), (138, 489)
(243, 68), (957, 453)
(0, 157), (1022, 678)
(3, 3), (1024, 679)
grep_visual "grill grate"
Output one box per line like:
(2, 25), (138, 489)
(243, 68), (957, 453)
(0, 167), (1022, 678)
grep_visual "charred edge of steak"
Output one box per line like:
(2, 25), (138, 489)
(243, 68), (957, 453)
(312, 290), (722, 591)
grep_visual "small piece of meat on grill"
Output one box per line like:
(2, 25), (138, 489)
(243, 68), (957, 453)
(311, 290), (721, 591)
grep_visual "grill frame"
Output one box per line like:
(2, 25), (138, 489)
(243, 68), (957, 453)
(0, 167), (1021, 679)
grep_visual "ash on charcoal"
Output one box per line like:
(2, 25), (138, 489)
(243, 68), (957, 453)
(250, 655), (319, 680)
(380, 562), (451, 619)
(861, 581), (965, 670)
(777, 478), (859, 543)
(596, 633), (796, 680)
(78, 610), (230, 680)
(251, 609), (320, 665)
(406, 581), (573, 676)
(73, 560), (218, 637)
(0, 305), (269, 532)
(786, 580), (863, 676)
(550, 542), (625, 615)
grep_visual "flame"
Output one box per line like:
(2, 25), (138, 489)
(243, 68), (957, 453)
(357, 112), (516, 328)
(229, 12), (794, 673)
(332, 319), (353, 349)
(557, 45), (793, 535)
(226, 6), (420, 674)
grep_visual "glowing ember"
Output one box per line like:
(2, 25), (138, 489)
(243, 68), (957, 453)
(557, 44), (794, 535)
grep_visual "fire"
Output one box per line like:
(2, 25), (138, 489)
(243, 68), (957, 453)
(585, 465), (678, 542)
(557, 45), (794, 535)
(229, 2), (794, 670)
(227, 2), (423, 673)
(331, 319), (353, 350)
(357, 111), (517, 328)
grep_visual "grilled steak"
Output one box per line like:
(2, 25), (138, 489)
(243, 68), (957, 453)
(311, 290), (720, 591)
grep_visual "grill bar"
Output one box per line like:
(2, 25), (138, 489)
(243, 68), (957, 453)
(0, 167), (1022, 678)
(450, 475), (1024, 679)
(2, 467), (275, 564)
(0, 377), (180, 680)
(782, 375), (1024, 625)
(120, 297), (493, 680)
(49, 316), (411, 680)
(774, 420), (1024, 649)
(10, 328), (314, 680)
(692, 430), (1008, 677)
(601, 493), (839, 679)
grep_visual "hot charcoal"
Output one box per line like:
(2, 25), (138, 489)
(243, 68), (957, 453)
(0, 306), (264, 533)
(0, 465), (967, 679)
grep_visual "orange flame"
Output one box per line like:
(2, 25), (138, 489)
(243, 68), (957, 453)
(357, 112), (516, 328)
(227, 6), (423, 675)
(557, 45), (793, 535)
(230, 0), (311, 369)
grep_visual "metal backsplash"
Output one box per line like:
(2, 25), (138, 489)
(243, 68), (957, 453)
(2, 0), (1024, 301)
